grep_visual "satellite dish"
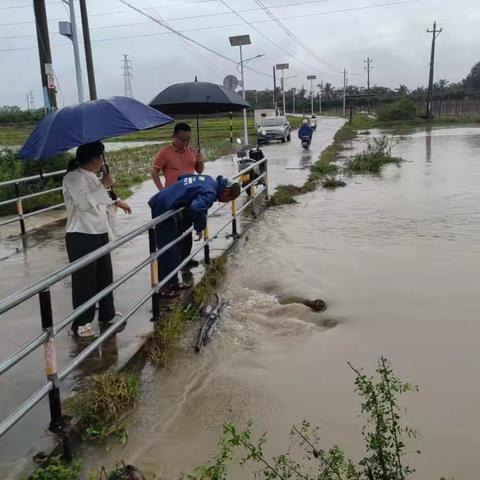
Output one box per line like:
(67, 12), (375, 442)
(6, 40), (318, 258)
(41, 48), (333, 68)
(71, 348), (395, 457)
(223, 75), (239, 91)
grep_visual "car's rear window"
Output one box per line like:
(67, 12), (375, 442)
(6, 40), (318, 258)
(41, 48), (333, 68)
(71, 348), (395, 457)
(261, 117), (284, 126)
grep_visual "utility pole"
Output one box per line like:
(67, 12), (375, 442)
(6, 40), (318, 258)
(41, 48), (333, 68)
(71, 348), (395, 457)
(122, 54), (134, 98)
(79, 0), (97, 100)
(62, 0), (84, 103)
(33, 0), (57, 111)
(317, 82), (323, 115)
(272, 66), (278, 115)
(26, 93), (30, 111)
(276, 63), (289, 116)
(343, 69), (348, 117)
(292, 87), (296, 114)
(364, 57), (373, 112)
(426, 21), (442, 120)
(307, 75), (316, 115)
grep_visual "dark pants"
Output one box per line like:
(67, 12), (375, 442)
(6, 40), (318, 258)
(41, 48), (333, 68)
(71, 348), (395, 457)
(180, 213), (193, 261)
(65, 232), (115, 331)
(155, 215), (182, 289)
(155, 212), (194, 289)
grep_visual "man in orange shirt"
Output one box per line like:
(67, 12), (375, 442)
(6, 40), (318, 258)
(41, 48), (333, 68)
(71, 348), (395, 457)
(151, 122), (204, 274)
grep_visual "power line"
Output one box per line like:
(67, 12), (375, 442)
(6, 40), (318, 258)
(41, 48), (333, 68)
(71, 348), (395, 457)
(116, 0), (272, 79)
(0, 0), (419, 28)
(253, 0), (341, 72)
(217, 0), (335, 77)
(0, 0), (422, 52)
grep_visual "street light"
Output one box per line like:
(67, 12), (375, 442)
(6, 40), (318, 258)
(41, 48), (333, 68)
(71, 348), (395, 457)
(229, 34), (252, 144)
(307, 75), (317, 115)
(276, 63), (289, 116)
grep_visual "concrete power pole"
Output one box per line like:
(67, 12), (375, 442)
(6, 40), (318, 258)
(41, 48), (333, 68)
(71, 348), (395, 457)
(307, 75), (317, 115)
(317, 82), (323, 115)
(122, 55), (134, 98)
(426, 21), (442, 120)
(79, 0), (97, 100)
(63, 0), (85, 103)
(33, 0), (57, 111)
(364, 57), (373, 112)
(343, 69), (348, 117)
(272, 66), (278, 115)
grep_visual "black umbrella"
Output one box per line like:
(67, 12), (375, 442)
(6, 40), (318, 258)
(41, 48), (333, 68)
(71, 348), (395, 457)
(149, 79), (250, 147)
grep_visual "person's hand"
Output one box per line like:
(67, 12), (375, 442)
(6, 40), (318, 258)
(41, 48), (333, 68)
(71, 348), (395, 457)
(116, 200), (132, 214)
(101, 173), (114, 188)
(194, 231), (203, 241)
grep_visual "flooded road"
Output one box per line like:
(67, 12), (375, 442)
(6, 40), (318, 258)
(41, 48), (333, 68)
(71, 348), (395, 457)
(0, 117), (343, 478)
(82, 125), (480, 480)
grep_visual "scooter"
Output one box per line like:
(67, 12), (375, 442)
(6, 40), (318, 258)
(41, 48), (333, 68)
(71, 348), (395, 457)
(301, 136), (311, 151)
(236, 141), (266, 197)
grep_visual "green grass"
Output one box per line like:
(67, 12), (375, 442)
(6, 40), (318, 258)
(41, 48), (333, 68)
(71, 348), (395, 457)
(269, 122), (352, 206)
(351, 112), (480, 132)
(64, 372), (139, 444)
(345, 135), (403, 174)
(322, 176), (347, 189)
(145, 256), (227, 367)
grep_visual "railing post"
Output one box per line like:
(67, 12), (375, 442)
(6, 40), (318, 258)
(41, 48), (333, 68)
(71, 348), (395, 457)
(14, 182), (26, 236)
(148, 228), (161, 322)
(231, 199), (238, 237)
(203, 222), (210, 265)
(39, 289), (72, 462)
(264, 158), (269, 200)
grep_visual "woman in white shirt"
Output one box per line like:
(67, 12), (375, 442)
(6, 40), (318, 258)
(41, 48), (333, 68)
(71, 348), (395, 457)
(63, 141), (131, 337)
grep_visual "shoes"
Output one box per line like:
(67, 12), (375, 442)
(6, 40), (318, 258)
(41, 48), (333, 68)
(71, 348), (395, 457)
(74, 323), (95, 338)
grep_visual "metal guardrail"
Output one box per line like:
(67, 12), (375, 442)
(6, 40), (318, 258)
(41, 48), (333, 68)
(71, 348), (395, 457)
(0, 158), (268, 461)
(0, 169), (66, 235)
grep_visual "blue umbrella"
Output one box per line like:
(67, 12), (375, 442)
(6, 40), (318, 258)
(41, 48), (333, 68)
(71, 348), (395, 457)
(18, 96), (174, 160)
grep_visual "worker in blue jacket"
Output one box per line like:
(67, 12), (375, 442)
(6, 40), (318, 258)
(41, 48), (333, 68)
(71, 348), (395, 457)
(148, 174), (241, 297)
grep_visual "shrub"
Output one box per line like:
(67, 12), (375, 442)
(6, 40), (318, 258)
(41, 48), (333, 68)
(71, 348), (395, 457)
(31, 456), (82, 480)
(64, 372), (139, 444)
(377, 97), (418, 122)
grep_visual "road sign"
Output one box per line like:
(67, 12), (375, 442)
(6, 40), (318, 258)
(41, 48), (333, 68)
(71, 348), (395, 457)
(276, 63), (289, 70)
(223, 75), (239, 91)
(307, 75), (317, 80)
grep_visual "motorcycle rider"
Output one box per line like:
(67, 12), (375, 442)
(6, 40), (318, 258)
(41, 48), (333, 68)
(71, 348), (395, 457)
(310, 114), (317, 130)
(298, 119), (314, 146)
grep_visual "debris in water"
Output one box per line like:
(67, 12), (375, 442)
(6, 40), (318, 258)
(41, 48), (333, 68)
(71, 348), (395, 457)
(101, 463), (146, 480)
(195, 293), (227, 353)
(279, 296), (327, 312)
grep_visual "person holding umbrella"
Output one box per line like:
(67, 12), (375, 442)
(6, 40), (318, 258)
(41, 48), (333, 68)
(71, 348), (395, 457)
(151, 122), (204, 269)
(63, 141), (132, 337)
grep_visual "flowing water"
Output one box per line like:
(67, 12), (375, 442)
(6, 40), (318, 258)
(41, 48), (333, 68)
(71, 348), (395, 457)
(82, 125), (480, 480)
(0, 118), (342, 478)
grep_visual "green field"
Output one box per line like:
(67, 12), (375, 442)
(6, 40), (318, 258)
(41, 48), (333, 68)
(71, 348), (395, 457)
(0, 115), (302, 216)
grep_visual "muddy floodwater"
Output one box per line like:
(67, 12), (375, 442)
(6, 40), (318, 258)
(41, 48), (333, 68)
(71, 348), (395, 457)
(76, 125), (480, 480)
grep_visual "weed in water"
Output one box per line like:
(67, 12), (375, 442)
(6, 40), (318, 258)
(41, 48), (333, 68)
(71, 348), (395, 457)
(322, 176), (347, 189)
(64, 372), (139, 444)
(146, 256), (227, 367)
(188, 357), (419, 480)
(346, 136), (402, 174)
(31, 456), (82, 480)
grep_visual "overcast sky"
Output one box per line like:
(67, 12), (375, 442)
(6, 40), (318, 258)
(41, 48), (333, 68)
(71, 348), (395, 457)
(0, 0), (478, 109)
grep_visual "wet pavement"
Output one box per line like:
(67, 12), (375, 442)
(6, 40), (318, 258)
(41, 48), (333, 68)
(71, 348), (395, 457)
(0, 117), (344, 478)
(78, 125), (480, 480)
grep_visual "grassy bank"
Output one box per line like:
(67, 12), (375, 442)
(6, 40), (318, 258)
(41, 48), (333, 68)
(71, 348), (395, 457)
(269, 122), (355, 206)
(269, 116), (405, 206)
(351, 111), (480, 132)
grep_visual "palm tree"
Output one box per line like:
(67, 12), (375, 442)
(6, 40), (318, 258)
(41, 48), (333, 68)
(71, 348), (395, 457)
(323, 82), (334, 99)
